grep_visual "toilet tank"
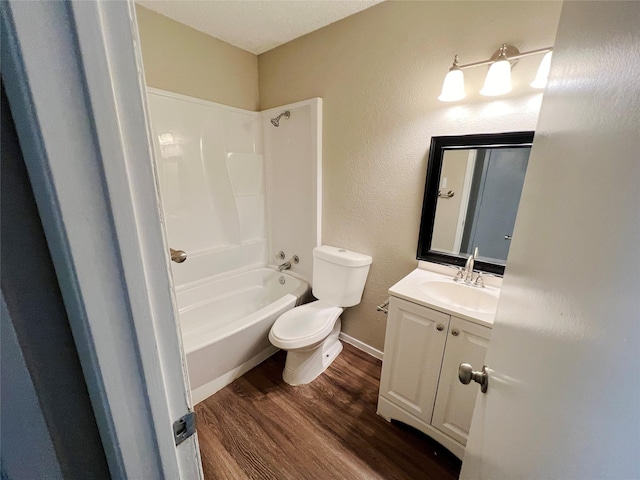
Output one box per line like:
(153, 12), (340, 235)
(312, 246), (372, 307)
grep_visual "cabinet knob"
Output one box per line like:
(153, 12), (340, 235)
(451, 329), (459, 336)
(436, 323), (444, 331)
(458, 363), (489, 393)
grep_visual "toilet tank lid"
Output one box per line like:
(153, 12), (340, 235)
(313, 245), (372, 267)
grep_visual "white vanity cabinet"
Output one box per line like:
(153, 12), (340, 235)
(431, 316), (491, 446)
(378, 298), (450, 422)
(377, 295), (492, 459)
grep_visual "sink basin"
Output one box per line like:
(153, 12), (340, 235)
(419, 280), (499, 314)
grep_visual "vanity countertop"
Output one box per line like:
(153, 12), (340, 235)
(388, 268), (500, 328)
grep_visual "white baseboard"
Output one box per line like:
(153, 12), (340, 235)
(339, 332), (383, 361)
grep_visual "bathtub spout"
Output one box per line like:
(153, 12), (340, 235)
(278, 262), (291, 272)
(278, 255), (299, 272)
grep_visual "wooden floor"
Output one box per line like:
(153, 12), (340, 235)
(195, 343), (461, 480)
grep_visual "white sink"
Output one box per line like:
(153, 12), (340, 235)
(419, 280), (499, 314)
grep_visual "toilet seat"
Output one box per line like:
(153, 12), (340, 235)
(269, 300), (343, 350)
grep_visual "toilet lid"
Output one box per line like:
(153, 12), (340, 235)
(269, 300), (343, 349)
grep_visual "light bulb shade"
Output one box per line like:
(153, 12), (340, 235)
(531, 51), (552, 89)
(438, 68), (466, 102)
(480, 59), (512, 96)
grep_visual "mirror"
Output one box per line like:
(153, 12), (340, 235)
(417, 132), (534, 275)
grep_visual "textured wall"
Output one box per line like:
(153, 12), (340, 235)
(259, 1), (562, 351)
(136, 5), (259, 111)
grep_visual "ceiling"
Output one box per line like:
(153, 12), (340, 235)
(136, 0), (384, 55)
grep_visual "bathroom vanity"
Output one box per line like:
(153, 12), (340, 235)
(377, 265), (500, 459)
(376, 131), (526, 458)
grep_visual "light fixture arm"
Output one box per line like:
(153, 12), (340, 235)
(457, 45), (553, 70)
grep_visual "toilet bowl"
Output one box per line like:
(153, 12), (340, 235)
(269, 245), (372, 385)
(269, 300), (343, 385)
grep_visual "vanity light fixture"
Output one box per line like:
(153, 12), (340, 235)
(530, 50), (553, 89)
(480, 44), (513, 96)
(438, 55), (466, 102)
(438, 44), (553, 102)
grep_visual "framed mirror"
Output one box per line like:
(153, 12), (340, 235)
(417, 131), (534, 275)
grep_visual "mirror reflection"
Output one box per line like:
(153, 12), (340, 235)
(431, 147), (531, 265)
(417, 131), (534, 275)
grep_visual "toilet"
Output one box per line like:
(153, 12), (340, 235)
(269, 245), (372, 385)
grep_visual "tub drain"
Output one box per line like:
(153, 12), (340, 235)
(279, 276), (286, 285)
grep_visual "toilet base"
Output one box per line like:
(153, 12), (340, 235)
(282, 319), (342, 386)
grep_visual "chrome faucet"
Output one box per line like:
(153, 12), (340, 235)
(454, 247), (484, 287)
(278, 255), (299, 272)
(464, 248), (477, 283)
(278, 261), (291, 272)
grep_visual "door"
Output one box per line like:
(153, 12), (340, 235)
(379, 297), (449, 421)
(432, 317), (490, 446)
(461, 2), (640, 478)
(1, 1), (203, 478)
(462, 147), (529, 262)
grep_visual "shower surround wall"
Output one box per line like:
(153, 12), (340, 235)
(147, 89), (321, 288)
(263, 99), (322, 282)
(147, 89), (266, 288)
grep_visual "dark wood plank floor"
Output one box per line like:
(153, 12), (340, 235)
(195, 343), (461, 480)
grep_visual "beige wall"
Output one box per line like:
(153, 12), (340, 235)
(259, 1), (562, 351)
(135, 5), (259, 111)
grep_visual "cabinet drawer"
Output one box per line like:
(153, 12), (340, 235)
(379, 297), (449, 421)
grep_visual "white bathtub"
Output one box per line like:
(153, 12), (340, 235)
(177, 267), (309, 404)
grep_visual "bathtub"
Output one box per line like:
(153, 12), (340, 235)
(177, 267), (309, 404)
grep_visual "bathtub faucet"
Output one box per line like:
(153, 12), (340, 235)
(278, 262), (291, 272)
(278, 255), (299, 272)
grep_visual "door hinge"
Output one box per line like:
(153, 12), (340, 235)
(173, 411), (196, 445)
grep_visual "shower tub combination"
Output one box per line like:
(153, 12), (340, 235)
(145, 89), (321, 404)
(177, 267), (309, 404)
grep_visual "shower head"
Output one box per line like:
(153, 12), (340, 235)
(270, 111), (290, 127)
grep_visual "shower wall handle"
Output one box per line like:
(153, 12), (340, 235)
(170, 248), (187, 263)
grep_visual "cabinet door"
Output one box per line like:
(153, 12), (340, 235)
(431, 316), (491, 445)
(380, 297), (450, 422)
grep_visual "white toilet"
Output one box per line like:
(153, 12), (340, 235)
(269, 245), (372, 385)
